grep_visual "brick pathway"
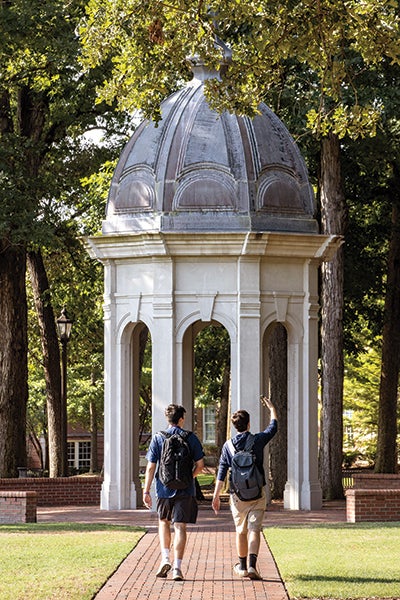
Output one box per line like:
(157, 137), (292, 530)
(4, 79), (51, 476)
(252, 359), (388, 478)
(38, 500), (346, 600)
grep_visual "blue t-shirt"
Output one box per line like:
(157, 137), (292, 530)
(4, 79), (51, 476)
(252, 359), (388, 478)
(216, 419), (278, 486)
(146, 426), (205, 498)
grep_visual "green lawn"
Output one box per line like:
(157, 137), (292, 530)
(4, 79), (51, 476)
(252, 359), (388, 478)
(266, 522), (400, 599)
(197, 473), (215, 487)
(0, 523), (144, 600)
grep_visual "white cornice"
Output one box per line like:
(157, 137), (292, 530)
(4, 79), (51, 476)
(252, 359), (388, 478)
(83, 231), (343, 262)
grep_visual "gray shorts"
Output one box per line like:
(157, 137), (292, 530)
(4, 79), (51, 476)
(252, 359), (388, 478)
(157, 494), (198, 524)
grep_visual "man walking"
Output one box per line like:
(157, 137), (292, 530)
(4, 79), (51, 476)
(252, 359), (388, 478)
(143, 404), (205, 581)
(212, 397), (277, 580)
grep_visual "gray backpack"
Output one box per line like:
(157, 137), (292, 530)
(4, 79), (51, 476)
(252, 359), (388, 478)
(228, 434), (263, 501)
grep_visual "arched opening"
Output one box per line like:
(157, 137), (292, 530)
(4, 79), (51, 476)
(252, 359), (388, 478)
(180, 320), (230, 469)
(194, 322), (230, 464)
(130, 321), (152, 507)
(263, 322), (288, 500)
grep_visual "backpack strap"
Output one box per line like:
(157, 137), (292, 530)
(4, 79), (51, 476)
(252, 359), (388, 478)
(244, 433), (256, 452)
(227, 439), (236, 457)
(228, 434), (255, 457)
(159, 429), (192, 440)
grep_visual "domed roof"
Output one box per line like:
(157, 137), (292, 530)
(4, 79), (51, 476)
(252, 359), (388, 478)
(104, 61), (317, 234)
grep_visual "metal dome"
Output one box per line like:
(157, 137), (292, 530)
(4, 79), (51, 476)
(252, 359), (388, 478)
(104, 60), (317, 234)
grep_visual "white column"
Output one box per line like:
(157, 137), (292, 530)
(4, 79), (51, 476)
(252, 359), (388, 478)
(283, 260), (322, 511)
(300, 259), (322, 509)
(179, 324), (196, 427)
(101, 260), (122, 510)
(151, 257), (175, 434)
(284, 336), (302, 510)
(236, 257), (262, 430)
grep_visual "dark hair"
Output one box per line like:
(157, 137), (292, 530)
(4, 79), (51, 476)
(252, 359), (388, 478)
(165, 404), (186, 425)
(231, 409), (250, 432)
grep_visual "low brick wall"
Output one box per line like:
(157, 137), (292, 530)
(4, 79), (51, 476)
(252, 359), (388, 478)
(0, 491), (37, 524)
(346, 473), (400, 522)
(352, 473), (400, 489)
(0, 477), (102, 507)
(346, 488), (400, 522)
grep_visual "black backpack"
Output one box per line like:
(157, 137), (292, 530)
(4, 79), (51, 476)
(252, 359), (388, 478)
(158, 430), (194, 490)
(228, 433), (264, 501)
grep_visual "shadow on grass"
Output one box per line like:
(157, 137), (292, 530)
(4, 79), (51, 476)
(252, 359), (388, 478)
(297, 574), (400, 584)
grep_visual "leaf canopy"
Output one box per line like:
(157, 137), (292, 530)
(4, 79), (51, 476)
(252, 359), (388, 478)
(80, 0), (400, 136)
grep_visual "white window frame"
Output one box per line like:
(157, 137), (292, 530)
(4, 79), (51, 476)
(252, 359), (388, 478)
(67, 440), (91, 471)
(203, 406), (216, 444)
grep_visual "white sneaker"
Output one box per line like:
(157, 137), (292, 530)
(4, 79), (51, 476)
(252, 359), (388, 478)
(248, 566), (262, 580)
(172, 567), (184, 581)
(233, 563), (248, 577)
(156, 561), (171, 577)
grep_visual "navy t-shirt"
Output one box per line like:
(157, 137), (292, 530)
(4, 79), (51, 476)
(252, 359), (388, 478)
(216, 419), (278, 486)
(146, 426), (205, 498)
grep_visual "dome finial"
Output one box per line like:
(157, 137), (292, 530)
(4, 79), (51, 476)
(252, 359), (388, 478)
(187, 33), (232, 82)
(187, 9), (231, 82)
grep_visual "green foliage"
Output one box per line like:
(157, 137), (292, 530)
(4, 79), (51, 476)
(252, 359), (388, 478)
(26, 246), (105, 439)
(80, 0), (400, 137)
(0, 0), (133, 453)
(194, 325), (230, 407)
(80, 159), (119, 235)
(46, 245), (105, 428)
(343, 107), (400, 353)
(0, 0), (130, 245)
(138, 337), (152, 436)
(343, 342), (381, 466)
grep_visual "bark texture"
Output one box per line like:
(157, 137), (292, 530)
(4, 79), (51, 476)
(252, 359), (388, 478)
(319, 133), (347, 499)
(376, 178), (400, 473)
(268, 324), (288, 499)
(0, 242), (28, 476)
(27, 249), (63, 477)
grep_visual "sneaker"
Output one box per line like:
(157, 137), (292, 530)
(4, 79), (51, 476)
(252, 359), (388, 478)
(172, 567), (184, 581)
(233, 563), (248, 578)
(156, 561), (171, 578)
(248, 566), (262, 580)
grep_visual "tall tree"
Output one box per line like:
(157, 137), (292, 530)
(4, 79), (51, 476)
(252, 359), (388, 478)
(340, 66), (400, 472)
(319, 133), (347, 498)
(0, 0), (127, 476)
(27, 249), (62, 477)
(268, 324), (288, 499)
(376, 164), (400, 472)
(0, 241), (28, 476)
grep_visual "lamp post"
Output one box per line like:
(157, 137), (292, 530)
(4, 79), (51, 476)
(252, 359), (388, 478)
(57, 307), (73, 477)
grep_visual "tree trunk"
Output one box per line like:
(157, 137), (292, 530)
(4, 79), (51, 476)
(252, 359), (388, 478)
(27, 249), (63, 477)
(0, 242), (28, 477)
(319, 132), (347, 499)
(268, 324), (288, 499)
(375, 178), (400, 473)
(28, 429), (44, 470)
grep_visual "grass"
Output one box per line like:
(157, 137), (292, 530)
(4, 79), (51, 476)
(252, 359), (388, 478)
(0, 522), (144, 600)
(265, 522), (400, 599)
(197, 473), (215, 487)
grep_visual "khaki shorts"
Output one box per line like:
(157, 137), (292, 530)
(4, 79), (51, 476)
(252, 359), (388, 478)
(229, 490), (266, 534)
